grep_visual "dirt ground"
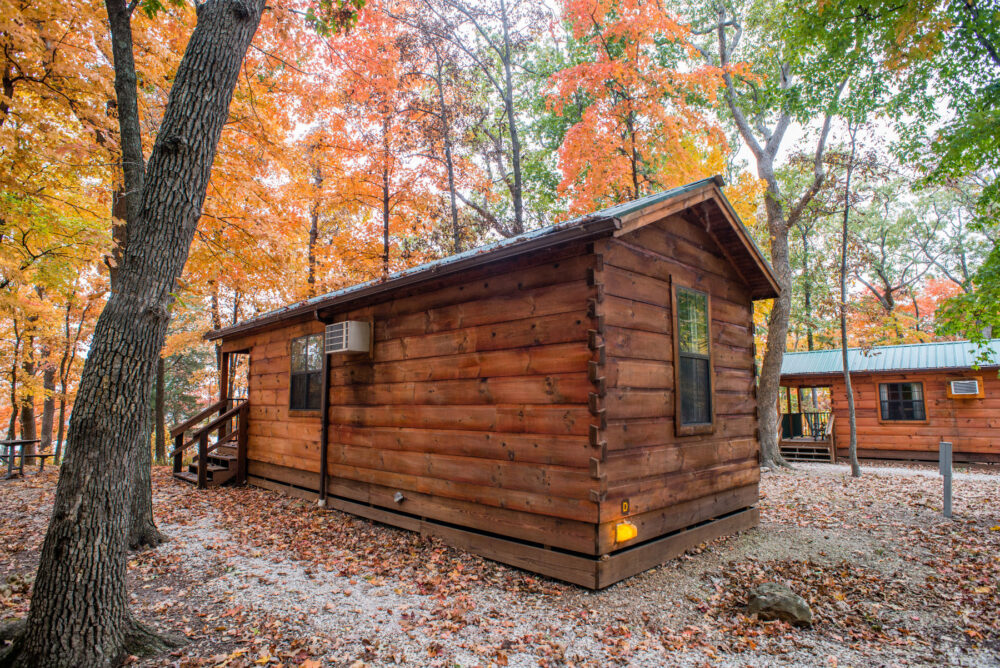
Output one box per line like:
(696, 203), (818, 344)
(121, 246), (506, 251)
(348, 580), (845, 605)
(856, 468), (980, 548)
(2, 461), (999, 667)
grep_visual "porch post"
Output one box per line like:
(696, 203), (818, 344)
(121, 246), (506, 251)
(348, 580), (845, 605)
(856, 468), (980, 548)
(220, 351), (230, 406)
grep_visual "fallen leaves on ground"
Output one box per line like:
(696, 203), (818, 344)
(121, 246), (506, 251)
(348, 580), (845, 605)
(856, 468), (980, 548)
(2, 463), (999, 666)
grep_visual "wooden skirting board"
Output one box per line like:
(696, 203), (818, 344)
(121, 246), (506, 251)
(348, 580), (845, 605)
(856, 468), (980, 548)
(246, 468), (759, 589)
(836, 448), (1000, 464)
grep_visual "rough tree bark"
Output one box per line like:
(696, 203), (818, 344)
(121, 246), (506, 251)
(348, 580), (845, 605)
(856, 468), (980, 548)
(129, 404), (165, 550)
(0, 1), (267, 664)
(104, 0), (168, 555)
(154, 356), (166, 465)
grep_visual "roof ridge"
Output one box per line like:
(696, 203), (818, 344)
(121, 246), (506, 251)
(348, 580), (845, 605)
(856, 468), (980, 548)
(785, 338), (1000, 356)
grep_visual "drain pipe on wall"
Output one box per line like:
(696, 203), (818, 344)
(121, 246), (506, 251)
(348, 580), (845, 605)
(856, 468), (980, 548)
(318, 315), (331, 508)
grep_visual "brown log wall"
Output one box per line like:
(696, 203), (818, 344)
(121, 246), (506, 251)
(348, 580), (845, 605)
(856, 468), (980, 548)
(226, 244), (603, 554)
(591, 214), (760, 554)
(786, 371), (1000, 462)
(224, 216), (764, 564)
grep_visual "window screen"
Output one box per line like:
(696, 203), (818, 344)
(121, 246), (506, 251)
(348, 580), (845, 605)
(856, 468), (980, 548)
(879, 382), (925, 421)
(290, 334), (323, 410)
(676, 288), (711, 425)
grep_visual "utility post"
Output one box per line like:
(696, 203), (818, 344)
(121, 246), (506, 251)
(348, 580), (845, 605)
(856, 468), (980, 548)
(939, 441), (953, 519)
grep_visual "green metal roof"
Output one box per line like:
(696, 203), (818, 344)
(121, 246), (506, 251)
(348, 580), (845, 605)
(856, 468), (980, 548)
(781, 339), (1000, 376)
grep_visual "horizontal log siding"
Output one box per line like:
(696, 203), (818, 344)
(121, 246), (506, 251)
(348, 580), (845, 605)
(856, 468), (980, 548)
(596, 213), (760, 542)
(238, 244), (601, 549)
(789, 371), (1000, 460)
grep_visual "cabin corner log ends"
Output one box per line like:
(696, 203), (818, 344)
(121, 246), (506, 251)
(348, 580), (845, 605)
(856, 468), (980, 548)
(200, 179), (775, 588)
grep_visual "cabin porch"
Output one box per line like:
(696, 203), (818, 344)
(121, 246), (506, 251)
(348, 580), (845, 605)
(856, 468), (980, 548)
(779, 384), (835, 463)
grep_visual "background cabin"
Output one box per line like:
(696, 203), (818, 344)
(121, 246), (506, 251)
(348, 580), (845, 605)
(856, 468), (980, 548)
(178, 176), (779, 589)
(779, 340), (1000, 464)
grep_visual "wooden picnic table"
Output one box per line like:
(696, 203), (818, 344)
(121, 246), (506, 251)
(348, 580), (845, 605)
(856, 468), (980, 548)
(1, 439), (44, 479)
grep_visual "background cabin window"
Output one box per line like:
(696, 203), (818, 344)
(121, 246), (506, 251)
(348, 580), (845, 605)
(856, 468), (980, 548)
(676, 287), (712, 425)
(879, 382), (925, 421)
(290, 334), (323, 410)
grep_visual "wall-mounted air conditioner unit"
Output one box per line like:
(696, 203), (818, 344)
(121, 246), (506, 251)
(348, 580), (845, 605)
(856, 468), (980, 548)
(325, 321), (371, 354)
(949, 379), (980, 397)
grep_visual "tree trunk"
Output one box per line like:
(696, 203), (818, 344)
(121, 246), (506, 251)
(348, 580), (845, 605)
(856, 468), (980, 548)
(154, 356), (166, 465)
(840, 122), (861, 478)
(2, 2), (266, 664)
(6, 324), (19, 441)
(756, 189), (792, 470)
(498, 0), (523, 234)
(39, 351), (55, 455)
(18, 334), (37, 456)
(801, 227), (815, 351)
(129, 405), (165, 550)
(431, 44), (461, 253)
(382, 124), (391, 278)
(307, 163), (322, 296)
(54, 398), (67, 465)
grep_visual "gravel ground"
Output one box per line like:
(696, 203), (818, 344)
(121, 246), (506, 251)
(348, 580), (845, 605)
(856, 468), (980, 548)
(4, 461), (999, 667)
(140, 461), (999, 666)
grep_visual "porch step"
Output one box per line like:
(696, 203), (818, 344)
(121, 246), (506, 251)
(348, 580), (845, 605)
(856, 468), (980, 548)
(169, 399), (247, 489)
(172, 470), (228, 488)
(780, 442), (835, 463)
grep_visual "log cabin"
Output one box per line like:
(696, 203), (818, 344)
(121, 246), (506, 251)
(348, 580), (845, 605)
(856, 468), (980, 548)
(779, 339), (1000, 463)
(175, 176), (779, 588)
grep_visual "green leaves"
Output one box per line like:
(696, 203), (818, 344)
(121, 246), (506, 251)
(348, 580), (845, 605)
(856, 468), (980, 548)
(306, 0), (367, 36)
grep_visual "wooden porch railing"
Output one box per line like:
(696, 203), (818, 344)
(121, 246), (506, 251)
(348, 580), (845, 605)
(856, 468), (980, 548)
(170, 399), (249, 489)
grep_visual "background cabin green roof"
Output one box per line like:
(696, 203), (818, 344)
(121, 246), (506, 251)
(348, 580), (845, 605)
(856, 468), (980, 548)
(780, 339), (1000, 376)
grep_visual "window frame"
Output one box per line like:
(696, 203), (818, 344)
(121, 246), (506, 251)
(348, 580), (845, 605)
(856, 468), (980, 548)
(877, 381), (927, 423)
(288, 333), (324, 412)
(671, 280), (715, 436)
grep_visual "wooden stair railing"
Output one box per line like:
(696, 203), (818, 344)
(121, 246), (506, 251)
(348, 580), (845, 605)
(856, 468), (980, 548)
(170, 399), (249, 489)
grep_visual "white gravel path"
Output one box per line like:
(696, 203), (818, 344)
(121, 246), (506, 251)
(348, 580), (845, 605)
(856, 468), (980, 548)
(152, 505), (999, 667)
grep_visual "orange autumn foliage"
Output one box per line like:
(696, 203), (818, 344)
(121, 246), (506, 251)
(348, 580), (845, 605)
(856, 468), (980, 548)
(549, 0), (728, 217)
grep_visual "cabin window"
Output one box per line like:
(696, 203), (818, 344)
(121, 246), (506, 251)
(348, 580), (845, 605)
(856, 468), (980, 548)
(290, 334), (323, 410)
(879, 382), (925, 421)
(674, 285), (713, 431)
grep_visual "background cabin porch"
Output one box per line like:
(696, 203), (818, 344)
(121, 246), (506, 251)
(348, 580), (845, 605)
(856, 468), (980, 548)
(780, 340), (1000, 464)
(777, 384), (835, 463)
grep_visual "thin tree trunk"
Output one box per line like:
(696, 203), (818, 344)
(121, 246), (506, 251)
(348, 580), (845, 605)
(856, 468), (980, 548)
(18, 333), (37, 455)
(154, 356), (166, 464)
(307, 163), (322, 296)
(129, 402), (165, 549)
(840, 122), (861, 478)
(382, 123), (391, 278)
(1, 2), (266, 663)
(55, 296), (89, 465)
(39, 351), (55, 456)
(708, 5), (843, 470)
(801, 228), (815, 351)
(6, 323), (19, 441)
(498, 0), (523, 234)
(431, 43), (461, 253)
(54, 398), (67, 465)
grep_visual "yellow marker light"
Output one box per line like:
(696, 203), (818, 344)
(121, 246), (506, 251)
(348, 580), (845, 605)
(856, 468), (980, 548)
(615, 521), (638, 543)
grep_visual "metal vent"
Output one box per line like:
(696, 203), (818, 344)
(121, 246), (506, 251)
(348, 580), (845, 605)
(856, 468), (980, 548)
(324, 321), (371, 354)
(950, 379), (980, 396)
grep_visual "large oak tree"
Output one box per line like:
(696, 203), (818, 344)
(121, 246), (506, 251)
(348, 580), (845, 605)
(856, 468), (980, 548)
(0, 0), (358, 664)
